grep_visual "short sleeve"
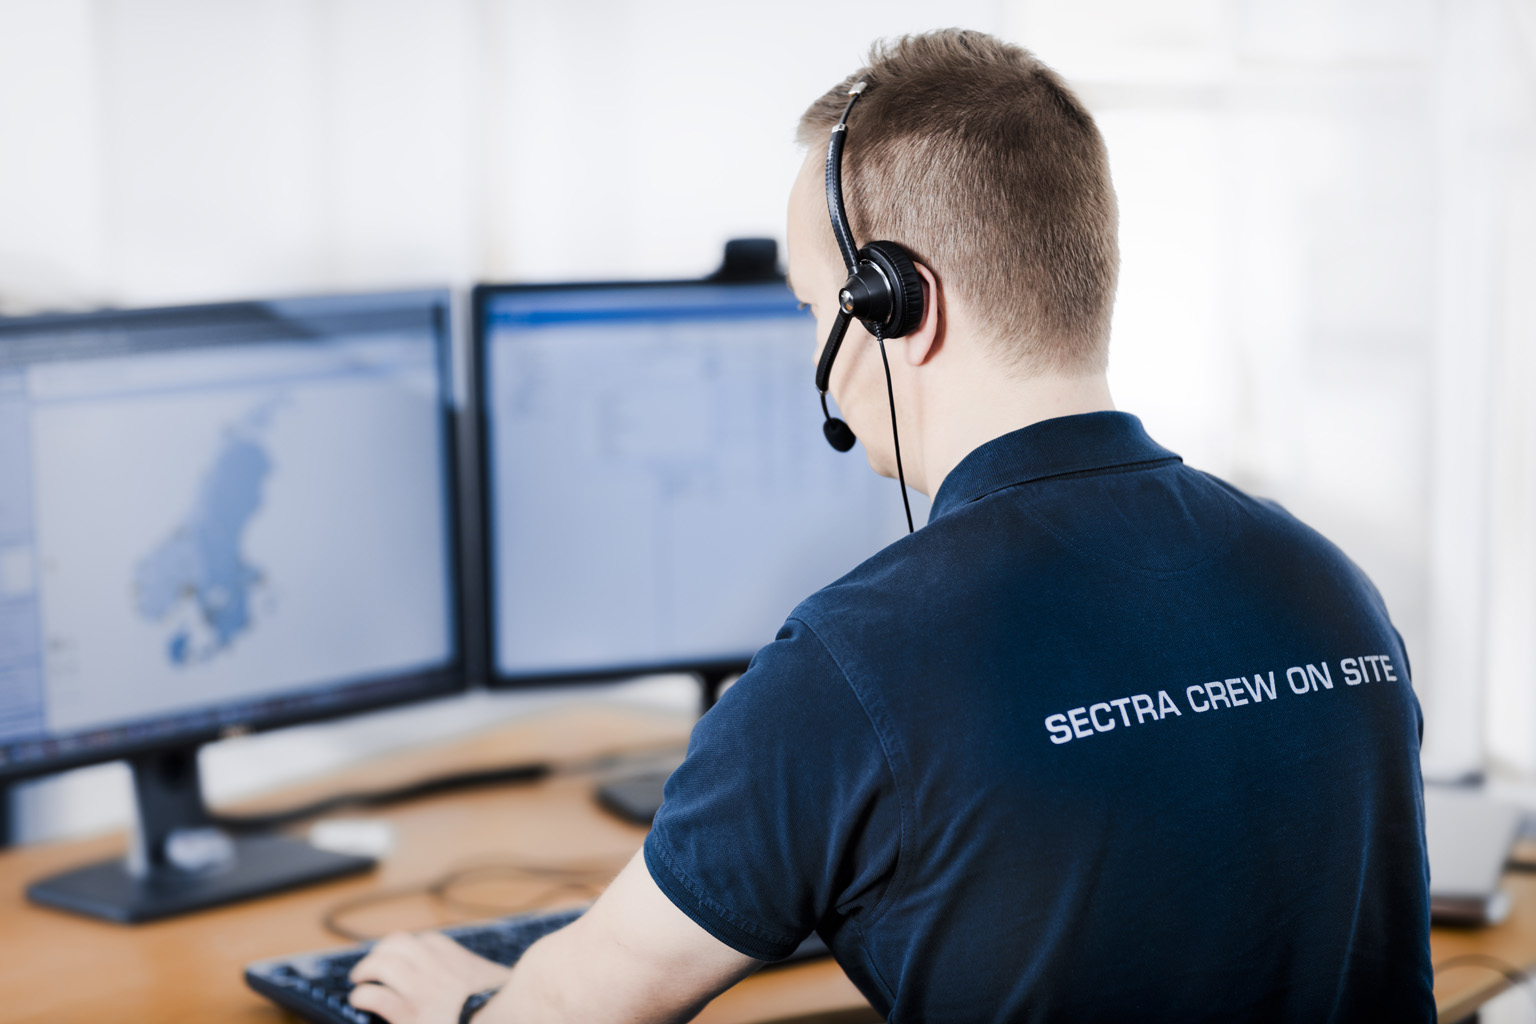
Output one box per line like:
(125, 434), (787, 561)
(643, 616), (902, 961)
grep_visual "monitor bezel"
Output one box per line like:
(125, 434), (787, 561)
(0, 290), (468, 783)
(472, 277), (812, 690)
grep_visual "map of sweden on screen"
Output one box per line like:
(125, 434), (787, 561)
(133, 399), (281, 667)
(29, 347), (452, 736)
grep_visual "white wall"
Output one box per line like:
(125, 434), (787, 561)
(2, 0), (1534, 841)
(0, 0), (1006, 313)
(0, 0), (104, 311)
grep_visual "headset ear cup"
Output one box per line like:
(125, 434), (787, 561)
(858, 241), (925, 338)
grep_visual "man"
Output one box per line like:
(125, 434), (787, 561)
(350, 30), (1433, 1023)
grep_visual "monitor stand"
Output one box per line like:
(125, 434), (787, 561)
(26, 745), (375, 924)
(594, 669), (733, 825)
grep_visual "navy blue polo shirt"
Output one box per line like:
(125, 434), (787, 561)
(644, 412), (1432, 1023)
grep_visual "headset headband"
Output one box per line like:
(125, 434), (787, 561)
(824, 82), (866, 273)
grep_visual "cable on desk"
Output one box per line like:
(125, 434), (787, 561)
(1434, 952), (1536, 1020)
(321, 858), (626, 941)
(207, 742), (687, 834)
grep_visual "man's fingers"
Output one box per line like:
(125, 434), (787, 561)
(350, 933), (425, 985)
(349, 981), (411, 1022)
(350, 948), (415, 987)
(344, 929), (508, 1024)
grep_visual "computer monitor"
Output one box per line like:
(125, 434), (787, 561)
(0, 290), (462, 920)
(474, 276), (926, 695)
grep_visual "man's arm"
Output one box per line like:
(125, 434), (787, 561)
(348, 849), (763, 1024)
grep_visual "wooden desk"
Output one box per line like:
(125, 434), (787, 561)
(0, 704), (1531, 1023)
(0, 706), (877, 1024)
(1433, 846), (1536, 1023)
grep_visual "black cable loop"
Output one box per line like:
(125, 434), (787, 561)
(320, 857), (624, 942)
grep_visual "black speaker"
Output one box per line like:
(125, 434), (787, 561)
(708, 238), (782, 283)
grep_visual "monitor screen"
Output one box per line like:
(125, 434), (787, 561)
(0, 292), (461, 779)
(477, 280), (927, 683)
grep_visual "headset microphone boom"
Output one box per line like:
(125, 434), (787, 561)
(814, 80), (923, 534)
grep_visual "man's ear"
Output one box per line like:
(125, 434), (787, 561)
(904, 262), (942, 366)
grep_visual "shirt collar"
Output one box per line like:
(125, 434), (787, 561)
(928, 411), (1181, 523)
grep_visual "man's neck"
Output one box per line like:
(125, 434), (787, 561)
(915, 369), (1115, 499)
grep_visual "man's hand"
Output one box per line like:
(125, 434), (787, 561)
(344, 850), (762, 1023)
(348, 930), (513, 1024)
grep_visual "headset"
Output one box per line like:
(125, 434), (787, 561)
(814, 81), (923, 534)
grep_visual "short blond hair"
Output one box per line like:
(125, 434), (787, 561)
(798, 30), (1119, 374)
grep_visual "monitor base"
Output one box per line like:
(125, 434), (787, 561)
(27, 833), (374, 923)
(26, 745), (375, 923)
(594, 669), (731, 826)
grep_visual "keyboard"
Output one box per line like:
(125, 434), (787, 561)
(244, 906), (831, 1024)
